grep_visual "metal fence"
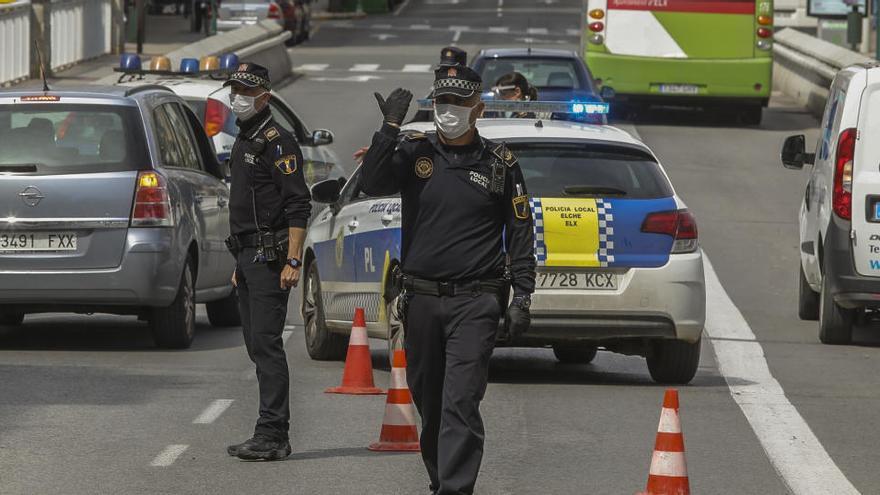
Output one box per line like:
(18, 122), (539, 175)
(49, 0), (111, 70)
(0, 0), (31, 86)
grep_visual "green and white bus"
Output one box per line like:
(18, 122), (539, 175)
(583, 0), (773, 123)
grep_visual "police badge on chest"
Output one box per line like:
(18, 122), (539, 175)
(244, 153), (257, 165)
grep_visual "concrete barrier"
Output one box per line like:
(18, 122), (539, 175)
(96, 20), (292, 85)
(0, 0), (31, 86)
(773, 28), (874, 117)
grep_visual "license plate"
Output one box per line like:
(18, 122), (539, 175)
(536, 272), (618, 290)
(0, 232), (77, 252)
(657, 84), (700, 95)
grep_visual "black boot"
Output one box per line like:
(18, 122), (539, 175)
(236, 437), (291, 461)
(227, 436), (261, 457)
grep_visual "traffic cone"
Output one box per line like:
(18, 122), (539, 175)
(325, 308), (384, 395)
(368, 349), (420, 452)
(641, 389), (690, 495)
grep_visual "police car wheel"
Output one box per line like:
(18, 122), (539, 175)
(302, 263), (347, 360)
(818, 272), (855, 345)
(552, 345), (598, 364)
(206, 290), (241, 327)
(798, 263), (820, 321)
(646, 338), (701, 384)
(0, 312), (24, 327)
(150, 259), (196, 349)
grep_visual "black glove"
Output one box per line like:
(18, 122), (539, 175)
(374, 88), (412, 127)
(506, 295), (531, 340)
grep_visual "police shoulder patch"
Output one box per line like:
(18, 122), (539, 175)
(512, 194), (530, 220)
(274, 154), (297, 175)
(491, 142), (517, 168)
(264, 126), (280, 141)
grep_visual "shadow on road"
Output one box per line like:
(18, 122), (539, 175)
(0, 315), (243, 352)
(286, 447), (412, 461)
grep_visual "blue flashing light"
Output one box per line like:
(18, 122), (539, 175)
(120, 53), (142, 71)
(180, 58), (200, 74)
(571, 103), (585, 113)
(219, 53), (239, 70)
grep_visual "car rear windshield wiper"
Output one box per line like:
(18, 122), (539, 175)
(563, 185), (628, 196)
(0, 164), (39, 173)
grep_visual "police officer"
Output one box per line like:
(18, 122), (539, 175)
(359, 66), (536, 494)
(223, 63), (311, 461)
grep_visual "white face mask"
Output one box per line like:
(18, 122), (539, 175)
(434, 103), (475, 139)
(230, 92), (264, 120)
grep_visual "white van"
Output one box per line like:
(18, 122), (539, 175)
(782, 63), (880, 344)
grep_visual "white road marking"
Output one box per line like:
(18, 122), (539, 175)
(449, 25), (470, 31)
(392, 0), (410, 15)
(402, 64), (432, 73)
(282, 329), (293, 344)
(527, 27), (549, 35)
(295, 64), (329, 72)
(311, 75), (383, 82)
(452, 30), (462, 42)
(704, 256), (860, 494)
(350, 63), (381, 72)
(488, 26), (509, 33)
(372, 23), (392, 28)
(150, 445), (188, 467)
(410, 24), (431, 30)
(370, 33), (397, 41)
(193, 399), (234, 424)
(566, 28), (581, 36)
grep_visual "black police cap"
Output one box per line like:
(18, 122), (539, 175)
(439, 46), (467, 67)
(223, 62), (272, 90)
(432, 65), (482, 98)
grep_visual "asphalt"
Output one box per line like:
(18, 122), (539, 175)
(1, 0), (878, 493)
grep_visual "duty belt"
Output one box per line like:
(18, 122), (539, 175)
(401, 275), (505, 297)
(229, 229), (288, 249)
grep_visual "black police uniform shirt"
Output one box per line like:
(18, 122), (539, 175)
(360, 123), (536, 297)
(229, 107), (311, 235)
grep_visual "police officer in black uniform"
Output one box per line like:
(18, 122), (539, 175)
(222, 63), (311, 461)
(360, 66), (536, 494)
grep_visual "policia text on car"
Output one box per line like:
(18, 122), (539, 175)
(222, 63), (312, 461)
(360, 65), (536, 494)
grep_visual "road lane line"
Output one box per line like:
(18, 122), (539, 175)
(150, 445), (188, 467)
(295, 64), (329, 72)
(410, 24), (431, 30)
(452, 30), (462, 42)
(704, 256), (860, 494)
(392, 0), (410, 15)
(350, 64), (380, 72)
(527, 27), (549, 35)
(488, 26), (509, 33)
(402, 64), (432, 72)
(566, 28), (580, 36)
(193, 399), (234, 424)
(372, 23), (392, 28)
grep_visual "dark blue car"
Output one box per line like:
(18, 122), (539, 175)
(470, 48), (608, 124)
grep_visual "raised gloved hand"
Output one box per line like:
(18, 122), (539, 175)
(374, 88), (413, 127)
(506, 295), (531, 341)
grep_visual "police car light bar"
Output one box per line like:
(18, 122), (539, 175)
(114, 53), (239, 82)
(415, 98), (610, 115)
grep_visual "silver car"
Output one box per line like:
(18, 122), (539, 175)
(0, 85), (237, 348)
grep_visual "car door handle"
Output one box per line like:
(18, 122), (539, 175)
(381, 213), (396, 226)
(347, 220), (359, 232)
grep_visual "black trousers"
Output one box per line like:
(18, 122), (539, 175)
(404, 292), (502, 495)
(235, 247), (291, 441)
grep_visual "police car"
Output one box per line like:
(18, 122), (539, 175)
(115, 54), (342, 185)
(302, 101), (706, 384)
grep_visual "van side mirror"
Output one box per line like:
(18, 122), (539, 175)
(781, 135), (814, 170)
(311, 178), (342, 204)
(599, 86), (615, 100)
(311, 129), (334, 146)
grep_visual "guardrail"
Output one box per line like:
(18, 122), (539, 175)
(773, 28), (874, 117)
(48, 0), (112, 70)
(0, 0), (31, 86)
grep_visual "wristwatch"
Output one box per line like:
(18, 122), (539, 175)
(512, 295), (531, 310)
(286, 258), (302, 269)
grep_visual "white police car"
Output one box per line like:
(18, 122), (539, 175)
(301, 102), (706, 384)
(115, 54), (342, 185)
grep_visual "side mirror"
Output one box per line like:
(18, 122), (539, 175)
(312, 129), (334, 146)
(781, 134), (815, 170)
(599, 86), (615, 100)
(311, 178), (342, 204)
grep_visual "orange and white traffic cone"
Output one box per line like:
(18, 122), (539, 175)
(368, 349), (420, 452)
(642, 389), (690, 495)
(325, 307), (384, 395)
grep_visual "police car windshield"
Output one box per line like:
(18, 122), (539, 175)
(510, 143), (673, 199)
(0, 104), (150, 175)
(480, 58), (583, 90)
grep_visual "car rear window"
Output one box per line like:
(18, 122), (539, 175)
(510, 142), (674, 199)
(480, 58), (583, 90)
(0, 104), (150, 175)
